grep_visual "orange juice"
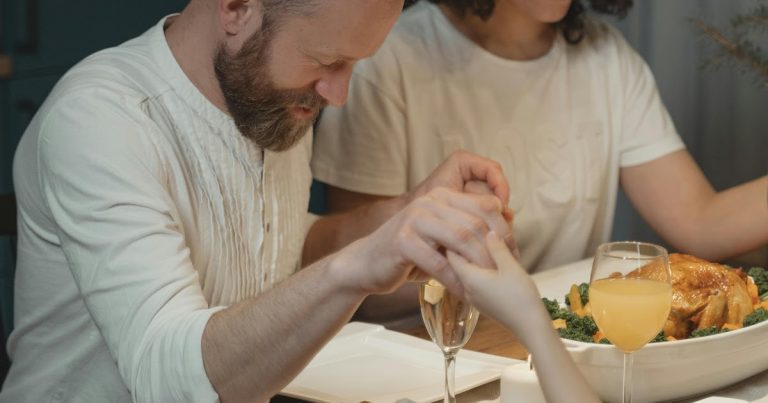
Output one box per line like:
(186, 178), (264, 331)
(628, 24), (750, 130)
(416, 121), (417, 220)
(590, 278), (672, 352)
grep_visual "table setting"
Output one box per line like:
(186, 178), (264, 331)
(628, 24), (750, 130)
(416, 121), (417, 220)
(277, 244), (768, 403)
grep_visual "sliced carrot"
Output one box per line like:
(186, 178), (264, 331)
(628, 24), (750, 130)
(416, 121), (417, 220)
(568, 284), (583, 314)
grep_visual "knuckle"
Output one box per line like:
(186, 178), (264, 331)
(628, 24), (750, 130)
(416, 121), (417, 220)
(404, 203), (425, 221)
(450, 149), (467, 159)
(468, 216), (489, 233)
(454, 226), (474, 243)
(427, 254), (448, 274)
(394, 230), (412, 251)
(478, 196), (500, 213)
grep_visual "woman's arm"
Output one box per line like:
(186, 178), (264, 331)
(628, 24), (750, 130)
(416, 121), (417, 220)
(621, 150), (768, 261)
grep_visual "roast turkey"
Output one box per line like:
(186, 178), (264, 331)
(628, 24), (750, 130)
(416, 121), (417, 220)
(627, 253), (754, 339)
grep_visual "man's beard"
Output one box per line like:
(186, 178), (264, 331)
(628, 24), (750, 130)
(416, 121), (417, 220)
(214, 24), (326, 152)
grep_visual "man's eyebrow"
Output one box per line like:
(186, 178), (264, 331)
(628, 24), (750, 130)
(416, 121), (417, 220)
(313, 51), (356, 63)
(302, 43), (360, 63)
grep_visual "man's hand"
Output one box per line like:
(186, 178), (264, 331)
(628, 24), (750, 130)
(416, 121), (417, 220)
(400, 150), (517, 253)
(407, 150), (510, 207)
(462, 179), (518, 258)
(333, 187), (511, 297)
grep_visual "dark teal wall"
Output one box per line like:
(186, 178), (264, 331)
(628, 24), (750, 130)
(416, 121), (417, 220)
(2, 0), (190, 192)
(0, 0), (189, 337)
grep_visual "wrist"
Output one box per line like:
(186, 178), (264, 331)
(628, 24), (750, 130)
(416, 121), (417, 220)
(375, 192), (409, 219)
(524, 305), (562, 346)
(497, 299), (553, 344)
(325, 239), (375, 300)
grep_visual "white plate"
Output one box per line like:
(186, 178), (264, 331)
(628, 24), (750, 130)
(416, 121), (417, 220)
(280, 321), (518, 402)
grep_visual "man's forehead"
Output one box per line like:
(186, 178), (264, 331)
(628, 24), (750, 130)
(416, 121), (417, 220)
(284, 0), (403, 61)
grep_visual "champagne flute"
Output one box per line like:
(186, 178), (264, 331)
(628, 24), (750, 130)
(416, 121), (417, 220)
(589, 242), (672, 403)
(419, 278), (480, 403)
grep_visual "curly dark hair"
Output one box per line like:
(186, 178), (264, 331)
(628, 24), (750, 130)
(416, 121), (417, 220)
(416, 0), (633, 44)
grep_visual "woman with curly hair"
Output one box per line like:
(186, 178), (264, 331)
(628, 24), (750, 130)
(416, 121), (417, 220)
(311, 0), (768, 321)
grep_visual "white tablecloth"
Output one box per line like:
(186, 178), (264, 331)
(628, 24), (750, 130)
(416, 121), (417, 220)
(455, 372), (768, 403)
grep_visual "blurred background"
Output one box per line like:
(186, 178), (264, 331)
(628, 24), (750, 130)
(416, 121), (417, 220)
(609, 0), (768, 262)
(0, 0), (766, 363)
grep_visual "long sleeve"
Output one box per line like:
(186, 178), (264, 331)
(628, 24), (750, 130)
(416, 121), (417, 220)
(37, 90), (221, 403)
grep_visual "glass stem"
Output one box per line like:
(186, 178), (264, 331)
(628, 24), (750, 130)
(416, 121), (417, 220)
(444, 351), (457, 403)
(622, 352), (634, 403)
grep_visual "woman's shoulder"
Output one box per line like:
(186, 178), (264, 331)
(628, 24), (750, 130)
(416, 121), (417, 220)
(372, 3), (445, 61)
(351, 3), (445, 86)
(579, 16), (635, 54)
(395, 2), (442, 35)
(567, 16), (642, 69)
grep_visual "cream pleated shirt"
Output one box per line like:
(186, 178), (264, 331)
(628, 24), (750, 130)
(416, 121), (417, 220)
(2, 16), (313, 403)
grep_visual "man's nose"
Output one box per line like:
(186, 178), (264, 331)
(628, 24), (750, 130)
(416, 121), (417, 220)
(314, 66), (352, 107)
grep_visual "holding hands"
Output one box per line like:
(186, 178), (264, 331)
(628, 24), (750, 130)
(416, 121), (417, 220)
(344, 150), (515, 297)
(447, 232), (543, 339)
(447, 233), (601, 403)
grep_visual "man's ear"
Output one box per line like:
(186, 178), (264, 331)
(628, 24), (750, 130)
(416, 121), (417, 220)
(218, 0), (260, 35)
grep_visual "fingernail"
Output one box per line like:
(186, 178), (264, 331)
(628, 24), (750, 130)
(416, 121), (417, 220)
(487, 231), (500, 242)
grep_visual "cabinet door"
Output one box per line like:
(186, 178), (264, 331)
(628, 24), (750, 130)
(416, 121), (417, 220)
(0, 74), (57, 340)
(1, 0), (187, 190)
(0, 75), (59, 193)
(7, 0), (188, 74)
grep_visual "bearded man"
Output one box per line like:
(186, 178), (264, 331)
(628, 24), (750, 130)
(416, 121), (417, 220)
(1, 0), (517, 402)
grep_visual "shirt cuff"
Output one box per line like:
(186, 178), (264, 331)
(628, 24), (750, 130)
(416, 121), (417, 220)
(620, 134), (685, 167)
(183, 306), (227, 403)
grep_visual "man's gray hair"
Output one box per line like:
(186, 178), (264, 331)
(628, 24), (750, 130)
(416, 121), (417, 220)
(261, 0), (320, 19)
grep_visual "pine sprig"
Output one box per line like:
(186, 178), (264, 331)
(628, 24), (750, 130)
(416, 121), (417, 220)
(693, 1), (768, 87)
(731, 5), (768, 31)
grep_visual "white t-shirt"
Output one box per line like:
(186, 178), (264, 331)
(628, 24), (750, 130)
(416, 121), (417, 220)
(312, 3), (684, 272)
(2, 17), (313, 403)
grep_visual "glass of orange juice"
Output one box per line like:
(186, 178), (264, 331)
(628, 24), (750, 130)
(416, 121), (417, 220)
(589, 242), (672, 403)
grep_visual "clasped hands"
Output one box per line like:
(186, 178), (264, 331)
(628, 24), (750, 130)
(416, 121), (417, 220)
(345, 150), (520, 299)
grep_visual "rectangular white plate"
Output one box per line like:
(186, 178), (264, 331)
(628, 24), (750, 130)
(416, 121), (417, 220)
(280, 321), (519, 403)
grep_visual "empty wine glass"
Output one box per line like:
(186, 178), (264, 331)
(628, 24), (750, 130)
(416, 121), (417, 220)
(419, 279), (480, 403)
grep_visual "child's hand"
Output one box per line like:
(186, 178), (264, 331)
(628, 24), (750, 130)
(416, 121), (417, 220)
(447, 231), (542, 333)
(448, 231), (601, 403)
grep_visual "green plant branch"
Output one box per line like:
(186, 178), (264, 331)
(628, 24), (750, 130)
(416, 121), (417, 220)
(694, 18), (768, 85)
(732, 13), (768, 29)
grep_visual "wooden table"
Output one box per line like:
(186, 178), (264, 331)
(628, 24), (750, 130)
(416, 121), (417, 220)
(400, 315), (529, 360)
(400, 315), (530, 402)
